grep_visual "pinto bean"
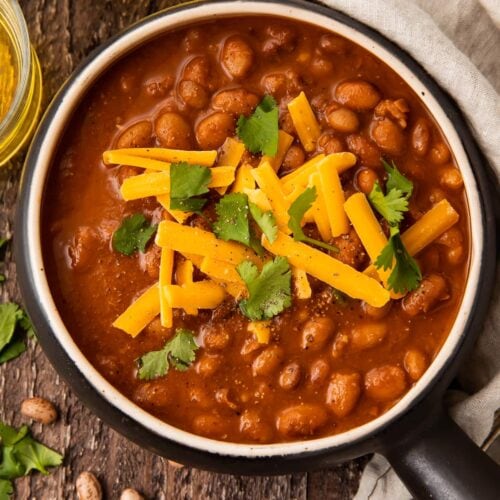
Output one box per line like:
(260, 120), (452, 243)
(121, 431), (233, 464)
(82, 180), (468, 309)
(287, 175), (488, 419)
(411, 118), (431, 156)
(189, 387), (212, 409)
(279, 362), (302, 390)
(402, 274), (449, 317)
(301, 317), (335, 351)
(201, 324), (231, 351)
(178, 80), (209, 109)
(404, 349), (428, 381)
(310, 358), (330, 386)
(240, 410), (273, 442)
(196, 112), (235, 150)
(331, 332), (349, 359)
(319, 34), (348, 55)
(317, 133), (344, 154)
(364, 365), (407, 402)
(262, 23), (297, 55)
(332, 228), (368, 269)
(350, 322), (388, 351)
(371, 118), (405, 156)
(193, 413), (228, 438)
(68, 226), (97, 271)
(430, 142), (451, 164)
(212, 88), (260, 115)
(252, 345), (284, 376)
(196, 355), (222, 376)
(436, 227), (465, 265)
(310, 57), (334, 77)
(439, 166), (463, 190)
(346, 134), (381, 168)
(276, 404), (328, 437)
(282, 145), (306, 173)
(326, 105), (359, 133)
(361, 301), (392, 319)
(221, 36), (254, 79)
(356, 168), (379, 194)
(326, 372), (362, 418)
(183, 56), (210, 86)
(335, 80), (381, 111)
(155, 112), (192, 149)
(116, 121), (152, 149)
(280, 111), (296, 136)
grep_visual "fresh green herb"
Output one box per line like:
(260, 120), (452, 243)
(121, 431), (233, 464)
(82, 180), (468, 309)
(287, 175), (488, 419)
(213, 194), (263, 255)
(0, 340), (26, 364)
(368, 181), (408, 225)
(112, 214), (157, 256)
(0, 422), (63, 499)
(0, 276), (5, 283)
(287, 187), (338, 252)
(382, 159), (413, 198)
(137, 329), (199, 380)
(249, 202), (278, 243)
(0, 304), (33, 366)
(169, 162), (212, 211)
(0, 304), (20, 353)
(375, 226), (422, 293)
(237, 256), (292, 320)
(236, 95), (279, 156)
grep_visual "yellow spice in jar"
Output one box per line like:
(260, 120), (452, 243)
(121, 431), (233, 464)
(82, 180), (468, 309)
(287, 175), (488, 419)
(0, 24), (16, 123)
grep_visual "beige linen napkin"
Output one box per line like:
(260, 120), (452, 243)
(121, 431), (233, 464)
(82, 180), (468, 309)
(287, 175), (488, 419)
(317, 0), (500, 497)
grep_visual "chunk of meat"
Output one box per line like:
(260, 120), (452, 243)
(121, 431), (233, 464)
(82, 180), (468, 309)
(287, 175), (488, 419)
(402, 274), (449, 316)
(332, 229), (368, 269)
(221, 36), (254, 79)
(326, 372), (362, 418)
(374, 99), (409, 128)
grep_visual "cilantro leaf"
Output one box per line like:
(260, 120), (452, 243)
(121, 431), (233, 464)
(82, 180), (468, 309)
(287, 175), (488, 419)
(0, 304), (20, 352)
(237, 256), (292, 320)
(137, 329), (199, 380)
(382, 159), (413, 198)
(112, 214), (157, 256)
(0, 478), (13, 499)
(0, 423), (29, 447)
(375, 226), (422, 293)
(13, 437), (63, 475)
(368, 181), (408, 225)
(287, 187), (338, 252)
(237, 95), (279, 156)
(0, 340), (26, 364)
(249, 202), (278, 243)
(213, 193), (251, 245)
(169, 162), (211, 212)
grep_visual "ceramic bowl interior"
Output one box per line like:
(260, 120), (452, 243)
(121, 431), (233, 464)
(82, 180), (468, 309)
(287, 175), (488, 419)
(23, 0), (483, 458)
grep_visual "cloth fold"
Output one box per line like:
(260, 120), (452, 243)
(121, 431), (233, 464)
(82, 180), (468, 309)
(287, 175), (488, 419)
(317, 1), (500, 498)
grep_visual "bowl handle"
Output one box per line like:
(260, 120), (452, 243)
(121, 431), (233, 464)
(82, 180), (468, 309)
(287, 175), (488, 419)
(384, 405), (500, 499)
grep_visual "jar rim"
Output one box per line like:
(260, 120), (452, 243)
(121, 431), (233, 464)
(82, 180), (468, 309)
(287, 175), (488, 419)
(0, 0), (32, 137)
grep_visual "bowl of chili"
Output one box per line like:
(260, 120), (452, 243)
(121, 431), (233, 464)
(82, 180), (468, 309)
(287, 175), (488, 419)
(15, 0), (498, 497)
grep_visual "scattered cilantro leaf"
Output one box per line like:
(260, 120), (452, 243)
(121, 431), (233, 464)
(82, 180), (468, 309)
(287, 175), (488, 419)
(213, 193), (251, 246)
(137, 329), (199, 380)
(169, 162), (211, 212)
(0, 275), (5, 283)
(375, 226), (422, 293)
(0, 304), (20, 353)
(249, 202), (278, 243)
(287, 187), (338, 252)
(382, 159), (413, 198)
(368, 182), (408, 225)
(0, 422), (62, 499)
(237, 95), (279, 156)
(0, 478), (13, 499)
(237, 256), (292, 320)
(112, 214), (157, 256)
(0, 239), (8, 251)
(0, 340), (26, 364)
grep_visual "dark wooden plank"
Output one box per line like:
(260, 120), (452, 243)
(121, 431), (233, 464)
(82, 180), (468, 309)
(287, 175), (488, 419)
(0, 1), (366, 498)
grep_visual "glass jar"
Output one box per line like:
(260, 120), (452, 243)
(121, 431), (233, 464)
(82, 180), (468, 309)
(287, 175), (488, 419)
(0, 0), (42, 166)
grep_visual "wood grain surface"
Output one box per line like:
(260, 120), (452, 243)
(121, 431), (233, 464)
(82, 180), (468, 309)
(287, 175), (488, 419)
(1, 1), (370, 498)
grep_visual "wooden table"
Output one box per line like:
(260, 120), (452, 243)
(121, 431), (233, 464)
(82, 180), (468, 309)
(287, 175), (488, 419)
(0, 1), (368, 498)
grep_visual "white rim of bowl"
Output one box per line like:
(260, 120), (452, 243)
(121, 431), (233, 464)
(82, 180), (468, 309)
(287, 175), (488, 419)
(25, 1), (481, 458)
